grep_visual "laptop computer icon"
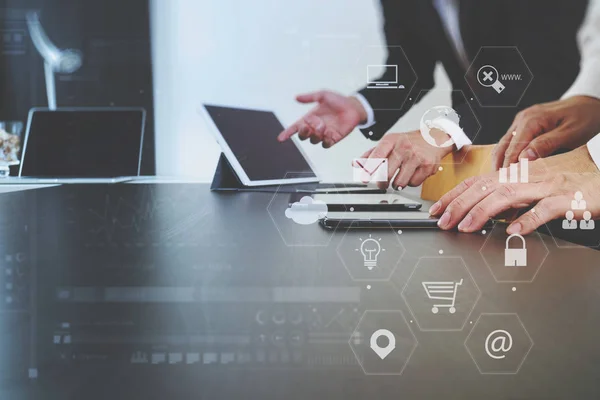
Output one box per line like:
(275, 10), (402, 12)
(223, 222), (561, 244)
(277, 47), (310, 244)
(367, 65), (405, 89)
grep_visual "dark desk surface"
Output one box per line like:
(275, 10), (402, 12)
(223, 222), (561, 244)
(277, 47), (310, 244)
(1, 184), (600, 399)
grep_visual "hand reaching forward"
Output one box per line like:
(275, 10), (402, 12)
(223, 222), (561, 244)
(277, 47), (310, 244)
(277, 91), (367, 148)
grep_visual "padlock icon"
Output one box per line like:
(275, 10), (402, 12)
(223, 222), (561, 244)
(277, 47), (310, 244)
(504, 234), (527, 267)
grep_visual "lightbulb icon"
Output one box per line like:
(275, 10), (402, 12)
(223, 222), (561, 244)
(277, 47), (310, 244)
(357, 234), (384, 270)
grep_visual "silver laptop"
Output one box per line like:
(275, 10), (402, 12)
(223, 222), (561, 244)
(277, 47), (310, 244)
(15, 107), (145, 184)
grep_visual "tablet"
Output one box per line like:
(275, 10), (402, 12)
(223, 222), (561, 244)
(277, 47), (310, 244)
(200, 104), (320, 186)
(320, 211), (495, 230)
(320, 211), (439, 230)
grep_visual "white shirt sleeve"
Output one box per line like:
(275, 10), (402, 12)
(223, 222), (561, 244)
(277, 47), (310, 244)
(587, 133), (600, 171)
(351, 93), (376, 129)
(562, 0), (600, 100)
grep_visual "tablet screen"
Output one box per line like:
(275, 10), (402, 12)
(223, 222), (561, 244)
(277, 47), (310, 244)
(204, 105), (316, 181)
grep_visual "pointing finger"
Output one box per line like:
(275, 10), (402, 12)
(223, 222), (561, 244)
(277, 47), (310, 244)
(457, 182), (550, 232)
(519, 129), (566, 161)
(278, 122), (299, 142)
(296, 91), (326, 104)
(492, 129), (514, 171)
(507, 195), (566, 235)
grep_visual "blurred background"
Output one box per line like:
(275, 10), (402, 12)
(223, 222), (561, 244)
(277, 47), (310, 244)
(0, 0), (452, 181)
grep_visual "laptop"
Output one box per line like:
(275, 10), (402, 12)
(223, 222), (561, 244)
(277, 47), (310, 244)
(367, 65), (405, 89)
(16, 107), (146, 183)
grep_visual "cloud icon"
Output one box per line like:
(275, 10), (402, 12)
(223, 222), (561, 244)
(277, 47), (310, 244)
(285, 196), (328, 225)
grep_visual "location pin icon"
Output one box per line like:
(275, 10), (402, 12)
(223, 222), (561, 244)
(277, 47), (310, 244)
(370, 329), (396, 360)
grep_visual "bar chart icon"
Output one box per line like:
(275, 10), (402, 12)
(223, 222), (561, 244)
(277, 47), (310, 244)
(499, 159), (528, 183)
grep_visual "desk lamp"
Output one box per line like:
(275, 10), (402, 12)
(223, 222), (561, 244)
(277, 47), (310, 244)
(26, 11), (83, 110)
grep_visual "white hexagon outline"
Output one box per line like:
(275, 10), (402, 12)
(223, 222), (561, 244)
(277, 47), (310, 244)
(479, 224), (549, 284)
(399, 89), (482, 167)
(464, 312), (534, 375)
(465, 46), (534, 108)
(348, 309), (418, 376)
(545, 222), (600, 250)
(463, 140), (555, 265)
(538, 174), (600, 250)
(353, 44), (418, 111)
(335, 221), (406, 282)
(266, 172), (343, 247)
(401, 256), (481, 332)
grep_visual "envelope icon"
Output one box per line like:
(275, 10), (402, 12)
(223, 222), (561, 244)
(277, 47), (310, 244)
(353, 158), (388, 182)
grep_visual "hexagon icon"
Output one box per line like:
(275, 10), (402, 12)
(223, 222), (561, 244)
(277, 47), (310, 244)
(465, 313), (533, 374)
(349, 310), (417, 375)
(474, 140), (548, 177)
(402, 257), (480, 331)
(266, 173), (345, 247)
(401, 90), (481, 166)
(546, 218), (600, 249)
(466, 46), (533, 107)
(542, 181), (600, 249)
(353, 45), (417, 111)
(480, 224), (548, 283)
(336, 222), (405, 281)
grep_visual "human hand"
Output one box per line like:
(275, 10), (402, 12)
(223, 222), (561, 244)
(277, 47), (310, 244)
(430, 145), (600, 234)
(358, 130), (455, 189)
(493, 96), (600, 169)
(277, 91), (367, 148)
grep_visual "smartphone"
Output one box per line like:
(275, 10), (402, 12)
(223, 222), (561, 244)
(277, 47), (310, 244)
(320, 211), (438, 229)
(289, 193), (422, 212)
(309, 187), (387, 194)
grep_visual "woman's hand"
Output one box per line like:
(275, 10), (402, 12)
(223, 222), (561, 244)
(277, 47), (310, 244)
(430, 146), (600, 234)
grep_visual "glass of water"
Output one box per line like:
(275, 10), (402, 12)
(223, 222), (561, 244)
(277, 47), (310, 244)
(0, 121), (24, 178)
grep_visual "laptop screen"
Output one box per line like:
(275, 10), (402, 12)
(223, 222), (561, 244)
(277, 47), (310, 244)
(20, 109), (145, 178)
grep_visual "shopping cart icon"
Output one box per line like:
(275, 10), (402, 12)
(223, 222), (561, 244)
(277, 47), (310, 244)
(422, 279), (463, 314)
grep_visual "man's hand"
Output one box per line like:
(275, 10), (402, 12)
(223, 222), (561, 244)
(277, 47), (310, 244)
(493, 96), (600, 170)
(359, 130), (454, 189)
(430, 146), (600, 234)
(277, 91), (367, 148)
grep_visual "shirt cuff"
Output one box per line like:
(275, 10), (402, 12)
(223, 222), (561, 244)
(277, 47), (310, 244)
(352, 93), (376, 129)
(562, 57), (600, 101)
(586, 133), (600, 172)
